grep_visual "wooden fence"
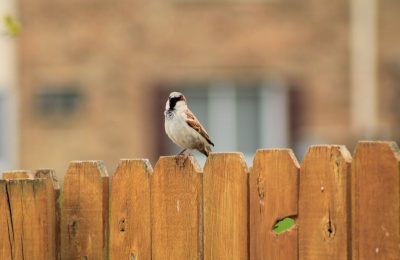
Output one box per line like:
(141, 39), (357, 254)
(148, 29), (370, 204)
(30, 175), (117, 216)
(0, 141), (399, 260)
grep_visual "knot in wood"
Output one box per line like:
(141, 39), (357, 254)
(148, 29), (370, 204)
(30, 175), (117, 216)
(323, 221), (335, 241)
(69, 219), (77, 237)
(257, 177), (265, 204)
(119, 217), (126, 233)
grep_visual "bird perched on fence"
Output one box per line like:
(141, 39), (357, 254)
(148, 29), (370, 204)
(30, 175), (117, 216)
(164, 92), (214, 166)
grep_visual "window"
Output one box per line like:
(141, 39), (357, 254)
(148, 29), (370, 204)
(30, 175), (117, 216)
(169, 81), (289, 166)
(35, 86), (84, 119)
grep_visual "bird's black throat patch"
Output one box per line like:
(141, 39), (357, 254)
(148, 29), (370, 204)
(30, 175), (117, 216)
(169, 96), (180, 109)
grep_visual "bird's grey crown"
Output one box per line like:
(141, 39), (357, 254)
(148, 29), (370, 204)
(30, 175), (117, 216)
(169, 91), (182, 98)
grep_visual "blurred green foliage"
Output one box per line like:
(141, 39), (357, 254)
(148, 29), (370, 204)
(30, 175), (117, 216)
(3, 14), (21, 36)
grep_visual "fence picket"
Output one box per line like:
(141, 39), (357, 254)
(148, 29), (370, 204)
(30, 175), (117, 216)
(3, 170), (33, 179)
(250, 149), (299, 260)
(352, 141), (400, 259)
(110, 159), (152, 260)
(203, 153), (249, 260)
(60, 161), (109, 260)
(298, 145), (352, 259)
(2, 141), (400, 259)
(0, 180), (12, 259)
(151, 156), (203, 259)
(0, 178), (48, 259)
(35, 169), (61, 260)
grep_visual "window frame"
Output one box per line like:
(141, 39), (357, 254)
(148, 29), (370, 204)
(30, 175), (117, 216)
(168, 80), (289, 167)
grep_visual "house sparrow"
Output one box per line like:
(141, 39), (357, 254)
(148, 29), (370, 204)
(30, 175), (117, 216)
(165, 92), (214, 166)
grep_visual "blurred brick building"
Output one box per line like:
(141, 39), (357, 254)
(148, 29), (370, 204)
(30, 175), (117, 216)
(1, 0), (399, 179)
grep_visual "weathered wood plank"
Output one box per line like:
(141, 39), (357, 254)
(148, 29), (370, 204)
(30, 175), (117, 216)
(61, 161), (109, 260)
(352, 141), (400, 259)
(151, 156), (203, 259)
(3, 170), (33, 179)
(0, 180), (12, 260)
(250, 149), (299, 260)
(35, 169), (61, 260)
(203, 152), (249, 260)
(110, 159), (152, 260)
(0, 178), (48, 260)
(298, 145), (352, 260)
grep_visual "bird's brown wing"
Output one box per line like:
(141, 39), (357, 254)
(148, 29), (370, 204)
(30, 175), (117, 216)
(185, 110), (214, 146)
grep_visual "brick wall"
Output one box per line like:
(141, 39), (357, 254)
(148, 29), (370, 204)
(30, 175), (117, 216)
(18, 0), (398, 178)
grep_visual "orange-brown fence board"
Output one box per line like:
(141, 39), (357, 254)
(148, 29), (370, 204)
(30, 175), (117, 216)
(1, 178), (48, 260)
(61, 161), (109, 260)
(110, 159), (153, 260)
(0, 180), (13, 259)
(3, 141), (400, 260)
(203, 153), (249, 260)
(3, 170), (33, 179)
(151, 156), (203, 259)
(250, 149), (299, 260)
(35, 169), (61, 260)
(299, 146), (352, 260)
(352, 142), (400, 259)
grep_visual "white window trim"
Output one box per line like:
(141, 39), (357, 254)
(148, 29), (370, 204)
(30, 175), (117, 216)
(260, 81), (289, 149)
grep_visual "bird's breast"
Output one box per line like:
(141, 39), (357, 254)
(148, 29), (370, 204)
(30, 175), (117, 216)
(165, 114), (207, 149)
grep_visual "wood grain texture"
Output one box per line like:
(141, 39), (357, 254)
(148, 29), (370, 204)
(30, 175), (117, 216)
(61, 161), (109, 260)
(298, 145), (352, 260)
(35, 169), (61, 260)
(3, 170), (33, 179)
(0, 180), (12, 260)
(0, 178), (48, 260)
(250, 149), (299, 260)
(151, 156), (203, 259)
(110, 159), (153, 260)
(352, 141), (400, 259)
(203, 153), (249, 260)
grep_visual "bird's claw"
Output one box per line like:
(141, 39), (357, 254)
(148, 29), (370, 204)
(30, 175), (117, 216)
(175, 154), (189, 167)
(180, 155), (189, 167)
